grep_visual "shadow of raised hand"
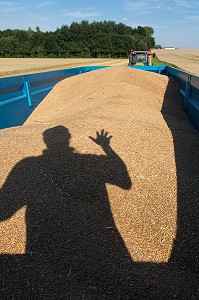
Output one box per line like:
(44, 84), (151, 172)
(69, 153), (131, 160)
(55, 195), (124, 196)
(89, 129), (113, 148)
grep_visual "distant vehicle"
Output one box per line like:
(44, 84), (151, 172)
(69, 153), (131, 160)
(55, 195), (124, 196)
(128, 51), (153, 66)
(154, 45), (162, 49)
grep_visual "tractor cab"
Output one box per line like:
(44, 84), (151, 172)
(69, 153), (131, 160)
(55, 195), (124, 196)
(129, 51), (152, 66)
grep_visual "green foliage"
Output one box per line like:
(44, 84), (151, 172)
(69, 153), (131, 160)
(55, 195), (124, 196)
(0, 22), (155, 58)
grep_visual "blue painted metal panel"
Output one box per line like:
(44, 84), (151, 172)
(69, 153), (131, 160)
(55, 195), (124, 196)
(0, 98), (33, 129)
(190, 75), (199, 100)
(165, 67), (199, 131)
(0, 76), (24, 103)
(166, 66), (189, 98)
(0, 67), (90, 129)
(186, 98), (199, 131)
(186, 75), (199, 131)
(129, 65), (167, 74)
(166, 66), (190, 83)
(24, 68), (79, 109)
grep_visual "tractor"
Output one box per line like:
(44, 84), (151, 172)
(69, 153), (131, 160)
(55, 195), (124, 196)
(128, 50), (153, 66)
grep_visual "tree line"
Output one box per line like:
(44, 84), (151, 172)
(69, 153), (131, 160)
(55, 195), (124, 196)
(0, 21), (155, 58)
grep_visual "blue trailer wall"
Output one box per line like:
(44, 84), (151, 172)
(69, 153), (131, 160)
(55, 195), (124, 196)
(0, 65), (199, 131)
(165, 66), (199, 132)
(0, 66), (107, 129)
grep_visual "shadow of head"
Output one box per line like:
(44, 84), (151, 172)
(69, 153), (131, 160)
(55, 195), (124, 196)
(43, 126), (71, 148)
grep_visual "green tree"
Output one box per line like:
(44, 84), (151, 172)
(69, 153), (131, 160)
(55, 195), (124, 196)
(0, 21), (156, 58)
(0, 36), (17, 56)
(42, 34), (59, 57)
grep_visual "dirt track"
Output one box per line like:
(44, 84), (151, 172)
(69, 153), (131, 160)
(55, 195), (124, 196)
(152, 49), (199, 76)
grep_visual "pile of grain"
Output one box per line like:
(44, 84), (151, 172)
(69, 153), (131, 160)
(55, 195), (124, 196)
(0, 66), (193, 258)
(1, 67), (198, 299)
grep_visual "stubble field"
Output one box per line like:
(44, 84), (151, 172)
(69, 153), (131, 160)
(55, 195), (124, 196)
(153, 49), (199, 76)
(0, 49), (199, 77)
(0, 57), (128, 77)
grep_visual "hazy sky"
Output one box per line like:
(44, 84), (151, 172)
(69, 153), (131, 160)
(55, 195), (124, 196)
(0, 0), (199, 49)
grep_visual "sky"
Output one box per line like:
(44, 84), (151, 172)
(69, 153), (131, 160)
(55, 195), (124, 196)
(0, 0), (199, 49)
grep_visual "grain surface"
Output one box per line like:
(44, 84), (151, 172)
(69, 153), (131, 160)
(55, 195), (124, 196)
(1, 67), (199, 299)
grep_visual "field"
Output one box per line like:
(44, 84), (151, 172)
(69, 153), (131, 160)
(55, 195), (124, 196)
(0, 50), (199, 77)
(0, 49), (199, 77)
(152, 49), (199, 75)
(0, 57), (128, 77)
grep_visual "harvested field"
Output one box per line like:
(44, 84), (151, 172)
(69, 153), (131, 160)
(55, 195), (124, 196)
(0, 57), (127, 77)
(1, 49), (199, 78)
(0, 67), (199, 299)
(153, 49), (199, 76)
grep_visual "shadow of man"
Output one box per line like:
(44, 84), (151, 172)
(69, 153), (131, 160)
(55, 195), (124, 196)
(1, 126), (133, 299)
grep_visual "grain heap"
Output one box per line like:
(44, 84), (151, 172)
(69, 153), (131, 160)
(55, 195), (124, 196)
(1, 67), (199, 299)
